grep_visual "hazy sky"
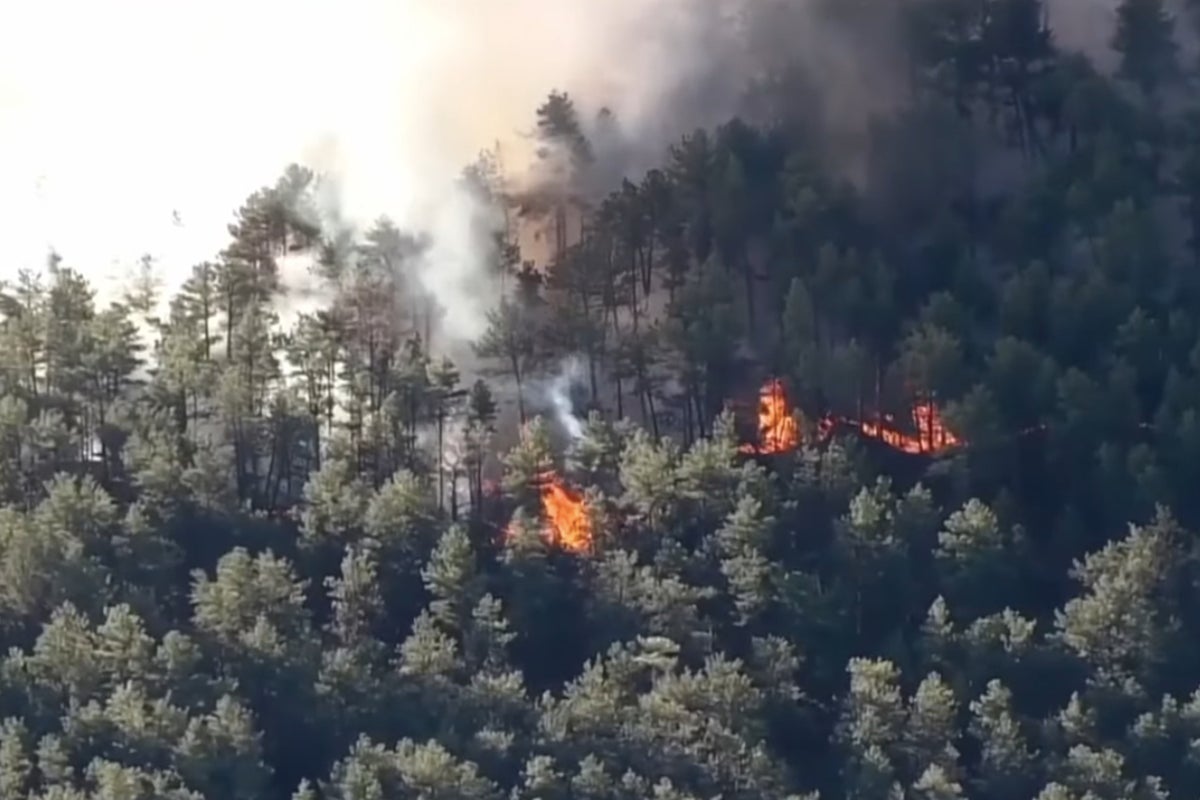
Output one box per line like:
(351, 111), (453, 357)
(0, 0), (1127, 306)
(0, 0), (623, 303)
(0, 0), (716, 311)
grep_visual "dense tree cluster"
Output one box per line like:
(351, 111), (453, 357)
(7, 0), (1200, 797)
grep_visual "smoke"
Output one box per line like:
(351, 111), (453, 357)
(3, 0), (1156, 360)
(1047, 0), (1121, 66)
(544, 356), (589, 441)
(279, 0), (806, 362)
(0, 0), (889, 321)
(1046, 0), (1200, 70)
(414, 181), (506, 348)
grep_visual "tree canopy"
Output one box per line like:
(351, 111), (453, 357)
(7, 1), (1200, 797)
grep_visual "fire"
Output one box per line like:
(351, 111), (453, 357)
(738, 378), (963, 457)
(505, 471), (592, 554)
(538, 475), (592, 553)
(857, 402), (961, 455)
(912, 402), (962, 452)
(740, 378), (801, 454)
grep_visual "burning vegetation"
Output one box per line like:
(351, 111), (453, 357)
(510, 471), (593, 554)
(511, 379), (962, 554)
(740, 378), (963, 457)
(739, 379), (800, 454)
(858, 402), (963, 455)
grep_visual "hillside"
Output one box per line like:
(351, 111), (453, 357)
(4, 1), (1200, 798)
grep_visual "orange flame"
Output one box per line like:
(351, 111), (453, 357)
(738, 378), (963, 457)
(857, 403), (961, 455)
(539, 475), (592, 553)
(740, 379), (800, 454)
(505, 471), (592, 554)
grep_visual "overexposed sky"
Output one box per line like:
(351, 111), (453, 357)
(0, 0), (763, 310)
(0, 0), (610, 303)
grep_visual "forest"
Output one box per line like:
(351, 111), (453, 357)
(7, 0), (1200, 798)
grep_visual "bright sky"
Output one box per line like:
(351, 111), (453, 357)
(0, 0), (720, 308)
(0, 0), (493, 303)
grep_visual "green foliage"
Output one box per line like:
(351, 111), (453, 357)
(12, 9), (1200, 798)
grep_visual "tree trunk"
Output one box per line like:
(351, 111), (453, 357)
(311, 412), (322, 473)
(469, 458), (481, 518)
(264, 434), (277, 510)
(642, 240), (655, 297)
(436, 413), (445, 511)
(629, 251), (640, 333)
(225, 294), (235, 360)
(646, 390), (659, 439)
(742, 257), (757, 345)
(512, 356), (526, 424)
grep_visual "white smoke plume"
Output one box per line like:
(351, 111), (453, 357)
(1047, 0), (1200, 72)
(0, 0), (1149, 341)
(1, 1), (741, 318)
(544, 356), (589, 442)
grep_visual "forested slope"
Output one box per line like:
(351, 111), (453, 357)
(5, 1), (1200, 798)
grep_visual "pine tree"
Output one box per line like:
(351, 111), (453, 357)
(1114, 0), (1180, 96)
(423, 526), (484, 638)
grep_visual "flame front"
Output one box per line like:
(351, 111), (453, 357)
(505, 471), (592, 554)
(911, 402), (962, 452)
(857, 403), (961, 455)
(507, 384), (960, 551)
(740, 378), (800, 454)
(739, 378), (963, 457)
(539, 476), (592, 553)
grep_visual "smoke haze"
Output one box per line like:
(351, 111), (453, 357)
(0, 0), (1147, 333)
(545, 357), (589, 442)
(0, 1), (729, 309)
